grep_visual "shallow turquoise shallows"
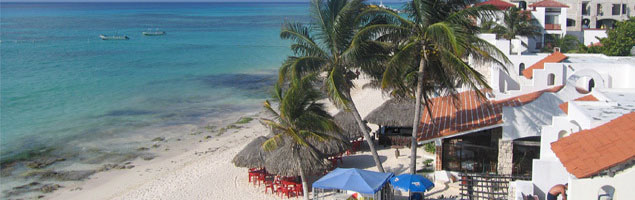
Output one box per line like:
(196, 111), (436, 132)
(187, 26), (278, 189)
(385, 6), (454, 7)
(0, 2), (311, 159)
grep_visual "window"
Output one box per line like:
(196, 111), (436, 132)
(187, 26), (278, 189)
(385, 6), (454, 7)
(598, 4), (603, 16)
(597, 185), (615, 200)
(547, 74), (555, 86)
(519, 63), (525, 76)
(545, 15), (559, 24)
(588, 79), (595, 92)
(622, 4), (628, 15)
(612, 4), (621, 15)
(582, 2), (590, 16)
(558, 130), (569, 138)
(566, 19), (576, 27)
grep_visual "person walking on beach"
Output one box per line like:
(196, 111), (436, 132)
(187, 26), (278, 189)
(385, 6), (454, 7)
(547, 183), (567, 200)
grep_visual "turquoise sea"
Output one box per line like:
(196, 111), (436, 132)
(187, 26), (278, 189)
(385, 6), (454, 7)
(1, 2), (311, 159)
(0, 1), (402, 197)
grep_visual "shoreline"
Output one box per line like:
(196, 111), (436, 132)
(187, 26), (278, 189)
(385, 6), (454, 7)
(43, 76), (401, 200)
(0, 68), (280, 199)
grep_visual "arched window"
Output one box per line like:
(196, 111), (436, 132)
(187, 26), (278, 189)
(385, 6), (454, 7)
(588, 79), (595, 92)
(547, 74), (555, 86)
(519, 63), (525, 76)
(597, 185), (615, 200)
(566, 18), (576, 27)
(558, 130), (569, 139)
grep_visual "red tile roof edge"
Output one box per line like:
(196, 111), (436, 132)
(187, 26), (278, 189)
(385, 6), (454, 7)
(475, 0), (516, 10)
(551, 112), (635, 178)
(522, 51), (568, 79)
(558, 94), (598, 113)
(417, 85), (563, 141)
(529, 0), (570, 8)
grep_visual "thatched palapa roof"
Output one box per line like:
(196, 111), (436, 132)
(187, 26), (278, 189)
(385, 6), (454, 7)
(264, 140), (330, 177)
(333, 111), (370, 140)
(232, 136), (269, 168)
(364, 98), (420, 127)
(308, 131), (350, 157)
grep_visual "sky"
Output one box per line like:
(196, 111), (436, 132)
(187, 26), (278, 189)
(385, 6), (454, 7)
(2, 0), (406, 2)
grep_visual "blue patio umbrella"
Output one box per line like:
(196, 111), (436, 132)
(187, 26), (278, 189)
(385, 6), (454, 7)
(389, 174), (434, 192)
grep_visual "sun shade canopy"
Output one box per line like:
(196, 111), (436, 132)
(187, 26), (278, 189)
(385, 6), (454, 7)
(312, 168), (394, 194)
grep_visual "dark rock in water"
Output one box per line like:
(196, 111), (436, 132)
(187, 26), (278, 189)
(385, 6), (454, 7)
(33, 170), (96, 181)
(204, 135), (212, 139)
(25, 157), (66, 169)
(4, 182), (59, 197)
(137, 147), (150, 151)
(13, 182), (40, 190)
(151, 144), (160, 148)
(40, 184), (62, 193)
(98, 163), (135, 172)
(1, 161), (17, 177)
(141, 155), (155, 161)
(151, 137), (165, 142)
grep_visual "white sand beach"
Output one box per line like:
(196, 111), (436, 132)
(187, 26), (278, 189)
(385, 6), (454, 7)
(49, 77), (460, 200)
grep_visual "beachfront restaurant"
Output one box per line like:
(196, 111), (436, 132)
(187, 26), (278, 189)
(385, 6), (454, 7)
(364, 98), (417, 147)
(415, 88), (563, 177)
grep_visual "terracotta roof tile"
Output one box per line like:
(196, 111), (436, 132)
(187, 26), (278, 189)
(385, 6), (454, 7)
(575, 95), (599, 101)
(551, 112), (635, 178)
(475, 0), (516, 10)
(559, 102), (568, 114)
(522, 51), (567, 79)
(529, 0), (569, 8)
(558, 93), (598, 113)
(418, 86), (563, 141)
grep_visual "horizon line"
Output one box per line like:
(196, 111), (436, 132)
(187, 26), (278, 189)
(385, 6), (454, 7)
(1, 0), (406, 3)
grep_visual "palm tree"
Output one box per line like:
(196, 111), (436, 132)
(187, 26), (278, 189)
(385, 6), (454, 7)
(277, 0), (387, 172)
(491, 7), (541, 42)
(354, 0), (510, 174)
(542, 34), (580, 53)
(260, 74), (340, 200)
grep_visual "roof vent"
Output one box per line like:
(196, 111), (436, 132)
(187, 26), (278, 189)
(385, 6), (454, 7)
(554, 47), (561, 52)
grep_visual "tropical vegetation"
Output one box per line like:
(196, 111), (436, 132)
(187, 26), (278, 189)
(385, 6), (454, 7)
(355, 0), (510, 174)
(542, 34), (581, 53)
(489, 7), (541, 41)
(578, 17), (635, 56)
(260, 74), (341, 200)
(277, 0), (387, 172)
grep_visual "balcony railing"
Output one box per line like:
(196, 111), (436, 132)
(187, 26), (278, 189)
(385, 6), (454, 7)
(544, 24), (561, 30)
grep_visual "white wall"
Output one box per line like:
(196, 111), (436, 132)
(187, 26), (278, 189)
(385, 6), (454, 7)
(532, 159), (571, 199)
(568, 167), (635, 200)
(582, 29), (607, 46)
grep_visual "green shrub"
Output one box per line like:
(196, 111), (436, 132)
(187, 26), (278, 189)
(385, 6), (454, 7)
(424, 142), (435, 153)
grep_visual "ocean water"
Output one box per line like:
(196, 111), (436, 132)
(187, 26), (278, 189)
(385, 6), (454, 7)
(0, 2), (403, 197)
(0, 2), (312, 160)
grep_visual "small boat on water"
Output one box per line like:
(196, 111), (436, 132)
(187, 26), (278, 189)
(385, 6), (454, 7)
(99, 34), (129, 40)
(142, 29), (165, 36)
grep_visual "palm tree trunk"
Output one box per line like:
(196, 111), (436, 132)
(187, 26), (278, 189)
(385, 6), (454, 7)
(300, 167), (309, 200)
(409, 53), (426, 175)
(348, 98), (385, 172)
(294, 145), (310, 200)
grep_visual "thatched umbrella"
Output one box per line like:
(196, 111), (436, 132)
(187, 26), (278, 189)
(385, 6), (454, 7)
(232, 136), (269, 168)
(263, 141), (330, 177)
(307, 131), (350, 157)
(364, 98), (420, 127)
(333, 111), (370, 140)
(269, 127), (349, 157)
